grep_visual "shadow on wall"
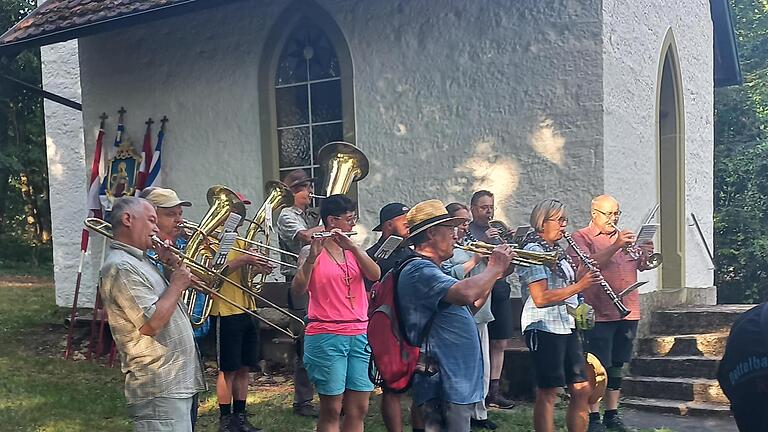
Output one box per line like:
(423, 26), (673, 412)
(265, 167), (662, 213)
(450, 117), (567, 222)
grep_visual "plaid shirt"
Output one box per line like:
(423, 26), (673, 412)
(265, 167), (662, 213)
(517, 243), (577, 334)
(100, 241), (206, 404)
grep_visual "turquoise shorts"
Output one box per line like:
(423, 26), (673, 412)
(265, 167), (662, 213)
(303, 333), (375, 395)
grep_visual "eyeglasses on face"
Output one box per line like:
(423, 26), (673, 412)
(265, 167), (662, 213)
(593, 208), (622, 218)
(473, 205), (494, 211)
(545, 216), (569, 226)
(332, 214), (358, 224)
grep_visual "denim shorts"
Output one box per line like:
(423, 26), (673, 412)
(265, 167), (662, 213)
(303, 333), (375, 395)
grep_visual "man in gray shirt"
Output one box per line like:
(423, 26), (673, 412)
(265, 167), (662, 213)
(276, 169), (324, 417)
(100, 197), (205, 432)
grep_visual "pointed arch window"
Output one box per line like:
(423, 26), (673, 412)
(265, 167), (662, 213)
(274, 21), (345, 181)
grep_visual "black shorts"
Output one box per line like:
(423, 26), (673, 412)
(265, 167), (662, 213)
(584, 320), (638, 366)
(525, 329), (588, 388)
(215, 313), (261, 372)
(488, 280), (514, 340)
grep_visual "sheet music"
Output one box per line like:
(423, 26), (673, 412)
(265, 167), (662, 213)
(213, 232), (237, 267)
(374, 236), (404, 260)
(635, 224), (658, 245)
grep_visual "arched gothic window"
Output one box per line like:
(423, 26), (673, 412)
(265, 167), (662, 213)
(274, 21), (345, 181)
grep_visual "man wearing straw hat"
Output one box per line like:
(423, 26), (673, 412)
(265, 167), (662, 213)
(396, 199), (515, 432)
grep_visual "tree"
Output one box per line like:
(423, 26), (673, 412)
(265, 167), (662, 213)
(0, 0), (51, 265)
(714, 0), (768, 302)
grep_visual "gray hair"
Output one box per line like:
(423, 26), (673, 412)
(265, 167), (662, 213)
(111, 197), (149, 235)
(529, 199), (566, 232)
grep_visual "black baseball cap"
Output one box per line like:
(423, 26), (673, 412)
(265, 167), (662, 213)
(372, 202), (410, 231)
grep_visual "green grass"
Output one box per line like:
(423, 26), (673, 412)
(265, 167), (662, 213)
(0, 278), (677, 432)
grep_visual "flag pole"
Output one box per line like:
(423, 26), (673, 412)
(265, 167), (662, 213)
(65, 113), (107, 360)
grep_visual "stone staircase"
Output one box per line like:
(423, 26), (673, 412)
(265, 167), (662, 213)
(621, 305), (754, 416)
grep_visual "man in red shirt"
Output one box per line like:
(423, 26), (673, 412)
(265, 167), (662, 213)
(568, 195), (655, 432)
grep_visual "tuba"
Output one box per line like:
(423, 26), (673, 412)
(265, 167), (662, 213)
(183, 185), (247, 327)
(315, 141), (369, 197)
(241, 181), (294, 291)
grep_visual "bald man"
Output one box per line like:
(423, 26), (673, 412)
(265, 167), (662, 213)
(567, 195), (655, 432)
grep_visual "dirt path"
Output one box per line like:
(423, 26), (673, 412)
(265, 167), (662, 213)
(622, 409), (738, 432)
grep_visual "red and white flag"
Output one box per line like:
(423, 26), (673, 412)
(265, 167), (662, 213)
(86, 115), (107, 222)
(136, 118), (154, 191)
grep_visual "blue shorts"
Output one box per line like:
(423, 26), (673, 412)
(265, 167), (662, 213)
(303, 333), (375, 395)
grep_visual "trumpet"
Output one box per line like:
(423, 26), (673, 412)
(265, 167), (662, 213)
(311, 231), (357, 239)
(454, 241), (559, 267)
(85, 217), (306, 339)
(607, 220), (662, 270)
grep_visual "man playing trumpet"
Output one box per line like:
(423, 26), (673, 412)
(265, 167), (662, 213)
(568, 195), (655, 432)
(99, 197), (206, 432)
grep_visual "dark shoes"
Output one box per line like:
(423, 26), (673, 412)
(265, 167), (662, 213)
(588, 419), (608, 432)
(235, 412), (263, 432)
(218, 414), (235, 432)
(603, 415), (634, 432)
(293, 403), (319, 418)
(219, 413), (263, 432)
(470, 418), (498, 430)
(485, 393), (516, 410)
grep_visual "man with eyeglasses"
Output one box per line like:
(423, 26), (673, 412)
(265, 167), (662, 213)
(468, 190), (516, 410)
(567, 194), (655, 432)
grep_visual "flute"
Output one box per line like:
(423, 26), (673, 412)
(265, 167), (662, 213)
(311, 231), (357, 239)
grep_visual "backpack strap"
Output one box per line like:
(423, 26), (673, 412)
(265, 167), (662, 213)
(392, 255), (441, 347)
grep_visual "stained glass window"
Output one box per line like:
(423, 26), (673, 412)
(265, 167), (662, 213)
(276, 21), (344, 182)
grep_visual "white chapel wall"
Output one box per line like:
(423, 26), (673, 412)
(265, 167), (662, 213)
(64, 0), (606, 303)
(38, 30), (90, 307)
(328, 0), (605, 238)
(602, 0), (715, 297)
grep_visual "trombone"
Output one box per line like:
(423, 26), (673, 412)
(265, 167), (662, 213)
(455, 241), (559, 267)
(85, 218), (305, 339)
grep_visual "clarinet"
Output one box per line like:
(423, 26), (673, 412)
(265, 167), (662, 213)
(562, 232), (631, 318)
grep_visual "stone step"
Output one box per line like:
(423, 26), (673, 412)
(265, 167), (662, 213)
(623, 376), (728, 404)
(636, 333), (729, 357)
(650, 305), (753, 335)
(630, 356), (720, 379)
(621, 397), (732, 417)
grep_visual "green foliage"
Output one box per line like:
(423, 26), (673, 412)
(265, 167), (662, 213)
(714, 0), (768, 302)
(0, 0), (51, 262)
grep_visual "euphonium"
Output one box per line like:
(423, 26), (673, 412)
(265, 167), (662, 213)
(183, 185), (247, 327)
(241, 181), (295, 291)
(84, 217), (306, 339)
(455, 241), (559, 267)
(315, 141), (369, 197)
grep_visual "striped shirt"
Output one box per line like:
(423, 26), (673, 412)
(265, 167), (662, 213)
(100, 241), (206, 405)
(517, 243), (578, 335)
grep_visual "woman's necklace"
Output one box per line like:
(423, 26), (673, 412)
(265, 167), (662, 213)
(325, 246), (355, 307)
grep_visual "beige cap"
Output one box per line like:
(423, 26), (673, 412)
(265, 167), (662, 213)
(143, 187), (192, 208)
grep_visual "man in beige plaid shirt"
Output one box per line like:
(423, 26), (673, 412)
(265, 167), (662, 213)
(100, 197), (206, 432)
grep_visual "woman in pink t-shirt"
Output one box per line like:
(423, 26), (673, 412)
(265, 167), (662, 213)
(292, 194), (381, 432)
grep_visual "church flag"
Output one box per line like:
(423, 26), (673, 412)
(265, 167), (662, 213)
(145, 116), (167, 189)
